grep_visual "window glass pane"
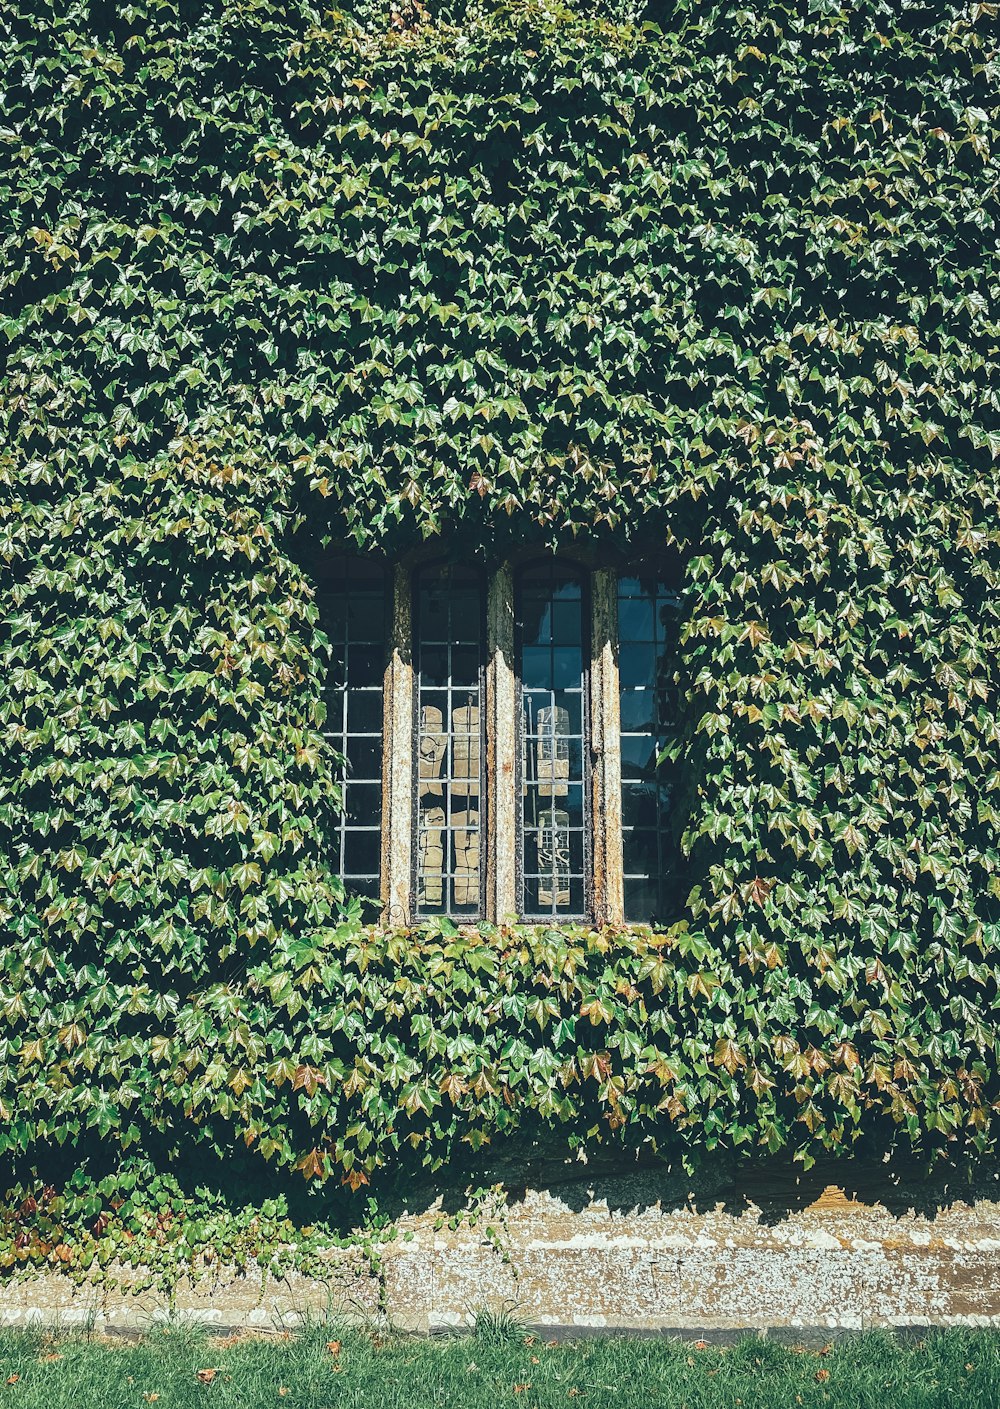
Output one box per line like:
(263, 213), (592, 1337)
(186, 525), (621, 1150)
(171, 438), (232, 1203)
(344, 829), (381, 877)
(618, 643), (657, 690)
(344, 783), (381, 826)
(618, 571), (682, 923)
(517, 562), (589, 920)
(617, 596), (655, 641)
(346, 689), (383, 735)
(414, 564), (485, 919)
(316, 558), (386, 909)
(623, 876), (659, 920)
(619, 690), (655, 733)
(347, 642), (384, 688)
(346, 735), (381, 779)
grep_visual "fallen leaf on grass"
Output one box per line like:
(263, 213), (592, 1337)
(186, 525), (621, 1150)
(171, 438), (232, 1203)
(278, 1389), (290, 1398)
(143, 1395), (160, 1404)
(39, 1353), (62, 1363)
(326, 1341), (341, 1357)
(816, 1368), (830, 1383)
(6, 1376), (18, 1385)
(514, 1384), (532, 1394)
(197, 1368), (219, 1384)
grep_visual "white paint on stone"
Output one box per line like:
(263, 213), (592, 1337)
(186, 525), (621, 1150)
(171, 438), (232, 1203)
(5, 1166), (1000, 1333)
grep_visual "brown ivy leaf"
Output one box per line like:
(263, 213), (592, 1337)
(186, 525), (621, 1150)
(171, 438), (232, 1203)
(712, 1038), (746, 1075)
(196, 1368), (218, 1383)
(295, 1149), (325, 1180)
(745, 877), (773, 907)
(292, 1065), (325, 1097)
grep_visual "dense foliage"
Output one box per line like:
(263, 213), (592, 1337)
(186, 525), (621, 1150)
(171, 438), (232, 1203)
(1, 0), (999, 1205)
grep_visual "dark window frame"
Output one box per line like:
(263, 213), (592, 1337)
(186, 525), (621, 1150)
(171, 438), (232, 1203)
(317, 556), (391, 909)
(617, 567), (683, 924)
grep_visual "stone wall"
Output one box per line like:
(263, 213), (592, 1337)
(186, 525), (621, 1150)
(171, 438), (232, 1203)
(3, 1159), (1000, 1336)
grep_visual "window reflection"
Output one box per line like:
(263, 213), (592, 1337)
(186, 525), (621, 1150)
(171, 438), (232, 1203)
(413, 565), (485, 918)
(617, 573), (681, 922)
(517, 562), (588, 919)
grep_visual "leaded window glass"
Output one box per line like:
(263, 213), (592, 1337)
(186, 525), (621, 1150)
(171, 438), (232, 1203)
(517, 562), (589, 920)
(413, 564), (485, 918)
(617, 572), (682, 922)
(318, 558), (387, 903)
(319, 554), (685, 928)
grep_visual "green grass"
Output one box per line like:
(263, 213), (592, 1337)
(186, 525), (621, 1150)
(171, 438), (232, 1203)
(1, 1322), (999, 1408)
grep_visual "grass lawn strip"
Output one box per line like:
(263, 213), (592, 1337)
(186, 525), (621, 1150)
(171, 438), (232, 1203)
(0, 1324), (999, 1407)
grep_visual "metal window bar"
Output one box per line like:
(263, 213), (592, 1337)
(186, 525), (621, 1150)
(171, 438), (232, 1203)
(515, 561), (591, 921)
(411, 563), (487, 920)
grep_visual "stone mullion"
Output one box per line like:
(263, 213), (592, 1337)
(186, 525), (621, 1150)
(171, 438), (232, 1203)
(381, 564), (413, 927)
(486, 565), (517, 923)
(590, 568), (624, 927)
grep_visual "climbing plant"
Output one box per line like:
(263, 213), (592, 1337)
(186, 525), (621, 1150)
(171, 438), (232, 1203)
(1, 0), (999, 1206)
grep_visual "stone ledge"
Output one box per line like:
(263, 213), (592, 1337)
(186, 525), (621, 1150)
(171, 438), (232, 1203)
(3, 1166), (1000, 1334)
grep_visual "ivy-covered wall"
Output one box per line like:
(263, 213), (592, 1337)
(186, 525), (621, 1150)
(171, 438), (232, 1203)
(1, 0), (999, 1205)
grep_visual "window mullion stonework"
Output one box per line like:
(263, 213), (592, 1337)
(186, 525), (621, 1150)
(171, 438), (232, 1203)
(486, 564), (517, 923)
(589, 567), (625, 928)
(380, 564), (414, 927)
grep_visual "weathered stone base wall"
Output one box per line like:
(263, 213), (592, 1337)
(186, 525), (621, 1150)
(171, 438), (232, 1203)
(4, 1162), (1000, 1334)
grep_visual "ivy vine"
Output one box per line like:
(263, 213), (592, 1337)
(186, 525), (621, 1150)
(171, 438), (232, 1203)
(1, 0), (998, 1221)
